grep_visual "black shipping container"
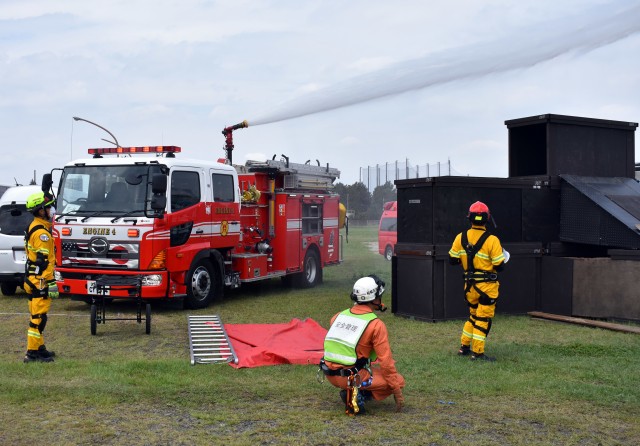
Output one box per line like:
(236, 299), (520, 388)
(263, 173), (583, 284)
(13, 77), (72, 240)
(392, 113), (640, 321)
(395, 176), (560, 246)
(393, 243), (541, 321)
(506, 114), (637, 179)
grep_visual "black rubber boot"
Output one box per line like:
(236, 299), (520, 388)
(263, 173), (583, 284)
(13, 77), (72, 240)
(458, 345), (471, 356)
(470, 353), (496, 362)
(339, 389), (367, 415)
(24, 350), (53, 363)
(360, 389), (373, 402)
(38, 345), (56, 358)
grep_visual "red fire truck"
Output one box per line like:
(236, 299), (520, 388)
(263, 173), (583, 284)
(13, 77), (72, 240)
(45, 124), (344, 333)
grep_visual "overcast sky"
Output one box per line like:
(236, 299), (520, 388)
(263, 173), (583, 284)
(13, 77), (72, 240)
(1, 0), (639, 188)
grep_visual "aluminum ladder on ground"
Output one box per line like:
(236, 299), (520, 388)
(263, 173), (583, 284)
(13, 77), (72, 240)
(188, 315), (238, 365)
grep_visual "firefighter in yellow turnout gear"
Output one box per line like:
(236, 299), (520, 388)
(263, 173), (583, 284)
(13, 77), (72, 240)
(449, 201), (508, 362)
(23, 191), (57, 363)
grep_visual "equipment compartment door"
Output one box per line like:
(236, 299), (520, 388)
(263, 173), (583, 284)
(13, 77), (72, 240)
(285, 195), (301, 271)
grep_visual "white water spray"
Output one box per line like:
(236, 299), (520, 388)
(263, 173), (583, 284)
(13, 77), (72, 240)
(246, 3), (640, 127)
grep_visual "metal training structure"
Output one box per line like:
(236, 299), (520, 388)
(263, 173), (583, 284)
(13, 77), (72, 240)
(392, 113), (640, 322)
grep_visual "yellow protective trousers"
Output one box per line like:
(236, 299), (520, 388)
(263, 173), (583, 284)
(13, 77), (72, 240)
(27, 296), (51, 351)
(460, 286), (497, 355)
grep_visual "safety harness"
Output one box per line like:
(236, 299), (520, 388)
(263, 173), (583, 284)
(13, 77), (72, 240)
(461, 228), (498, 336)
(318, 357), (373, 416)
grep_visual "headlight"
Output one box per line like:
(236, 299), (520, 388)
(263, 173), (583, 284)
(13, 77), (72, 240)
(141, 274), (162, 286)
(54, 271), (63, 281)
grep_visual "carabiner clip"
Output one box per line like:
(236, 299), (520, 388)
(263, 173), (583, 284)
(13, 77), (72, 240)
(316, 367), (325, 384)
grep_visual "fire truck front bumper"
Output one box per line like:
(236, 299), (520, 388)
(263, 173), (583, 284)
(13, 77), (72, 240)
(54, 268), (178, 301)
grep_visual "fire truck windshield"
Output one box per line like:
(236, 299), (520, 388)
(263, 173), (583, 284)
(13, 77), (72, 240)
(57, 164), (164, 217)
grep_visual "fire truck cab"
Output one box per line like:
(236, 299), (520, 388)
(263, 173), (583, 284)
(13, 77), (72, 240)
(51, 146), (343, 312)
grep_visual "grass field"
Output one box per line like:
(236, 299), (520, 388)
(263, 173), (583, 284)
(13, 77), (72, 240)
(1, 225), (639, 445)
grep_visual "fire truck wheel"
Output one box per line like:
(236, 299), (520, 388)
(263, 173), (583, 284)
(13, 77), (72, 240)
(385, 245), (393, 261)
(185, 259), (216, 309)
(1, 281), (18, 296)
(298, 249), (321, 288)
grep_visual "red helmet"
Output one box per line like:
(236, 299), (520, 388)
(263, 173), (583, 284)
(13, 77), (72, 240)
(468, 201), (489, 225)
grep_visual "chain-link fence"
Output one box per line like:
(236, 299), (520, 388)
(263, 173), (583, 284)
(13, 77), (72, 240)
(359, 159), (463, 192)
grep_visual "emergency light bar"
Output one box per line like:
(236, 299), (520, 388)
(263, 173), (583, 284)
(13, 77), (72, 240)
(88, 146), (182, 155)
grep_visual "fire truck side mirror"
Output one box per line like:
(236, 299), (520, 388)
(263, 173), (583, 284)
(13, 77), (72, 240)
(41, 173), (53, 193)
(150, 195), (167, 212)
(152, 174), (167, 194)
(150, 174), (167, 214)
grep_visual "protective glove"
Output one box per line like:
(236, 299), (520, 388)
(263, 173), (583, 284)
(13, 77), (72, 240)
(48, 284), (59, 299)
(503, 249), (510, 263)
(393, 389), (405, 413)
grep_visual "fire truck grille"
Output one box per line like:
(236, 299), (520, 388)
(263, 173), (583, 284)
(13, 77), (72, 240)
(61, 240), (140, 269)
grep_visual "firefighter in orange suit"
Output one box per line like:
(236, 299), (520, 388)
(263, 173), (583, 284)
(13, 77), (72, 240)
(319, 275), (405, 414)
(449, 201), (508, 362)
(23, 191), (57, 363)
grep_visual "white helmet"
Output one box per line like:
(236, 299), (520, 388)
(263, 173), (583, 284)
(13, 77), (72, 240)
(351, 275), (385, 303)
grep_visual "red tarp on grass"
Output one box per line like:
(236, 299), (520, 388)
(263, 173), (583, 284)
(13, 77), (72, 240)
(223, 318), (328, 368)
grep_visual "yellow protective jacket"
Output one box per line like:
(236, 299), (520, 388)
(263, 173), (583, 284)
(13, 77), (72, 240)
(24, 216), (55, 294)
(448, 225), (504, 299)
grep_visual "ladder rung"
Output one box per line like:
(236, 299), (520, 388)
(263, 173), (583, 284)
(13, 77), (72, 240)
(188, 314), (237, 366)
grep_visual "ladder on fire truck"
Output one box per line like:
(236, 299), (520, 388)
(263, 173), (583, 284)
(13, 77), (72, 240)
(187, 315), (238, 365)
(242, 158), (340, 189)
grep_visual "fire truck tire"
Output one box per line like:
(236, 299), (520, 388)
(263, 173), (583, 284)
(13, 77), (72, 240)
(185, 258), (216, 309)
(298, 249), (321, 288)
(90, 304), (97, 335)
(1, 281), (18, 296)
(385, 245), (393, 261)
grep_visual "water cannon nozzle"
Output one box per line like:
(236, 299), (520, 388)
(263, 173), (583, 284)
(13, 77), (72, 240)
(222, 120), (249, 164)
(222, 120), (249, 136)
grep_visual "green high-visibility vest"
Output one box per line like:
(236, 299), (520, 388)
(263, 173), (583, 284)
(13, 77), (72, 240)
(323, 309), (378, 366)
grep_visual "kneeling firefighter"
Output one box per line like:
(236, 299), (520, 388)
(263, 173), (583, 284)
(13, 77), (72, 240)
(23, 191), (57, 363)
(448, 201), (508, 362)
(319, 275), (405, 415)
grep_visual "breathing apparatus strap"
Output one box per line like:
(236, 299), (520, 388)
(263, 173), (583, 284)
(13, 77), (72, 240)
(25, 224), (48, 241)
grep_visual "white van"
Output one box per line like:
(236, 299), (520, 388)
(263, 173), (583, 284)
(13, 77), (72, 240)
(0, 185), (44, 295)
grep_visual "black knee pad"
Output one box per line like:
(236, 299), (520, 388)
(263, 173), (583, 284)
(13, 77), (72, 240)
(39, 313), (48, 332)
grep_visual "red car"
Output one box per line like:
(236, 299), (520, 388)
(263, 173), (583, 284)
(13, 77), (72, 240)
(378, 201), (397, 260)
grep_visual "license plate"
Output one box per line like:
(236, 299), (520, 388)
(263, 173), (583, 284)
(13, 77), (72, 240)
(87, 280), (110, 295)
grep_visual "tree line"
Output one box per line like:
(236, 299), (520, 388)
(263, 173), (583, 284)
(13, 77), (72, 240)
(334, 181), (397, 221)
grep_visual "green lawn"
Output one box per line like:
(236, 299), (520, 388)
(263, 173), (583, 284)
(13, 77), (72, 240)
(1, 225), (638, 445)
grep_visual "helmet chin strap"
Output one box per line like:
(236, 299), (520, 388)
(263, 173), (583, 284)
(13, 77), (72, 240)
(375, 302), (387, 312)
